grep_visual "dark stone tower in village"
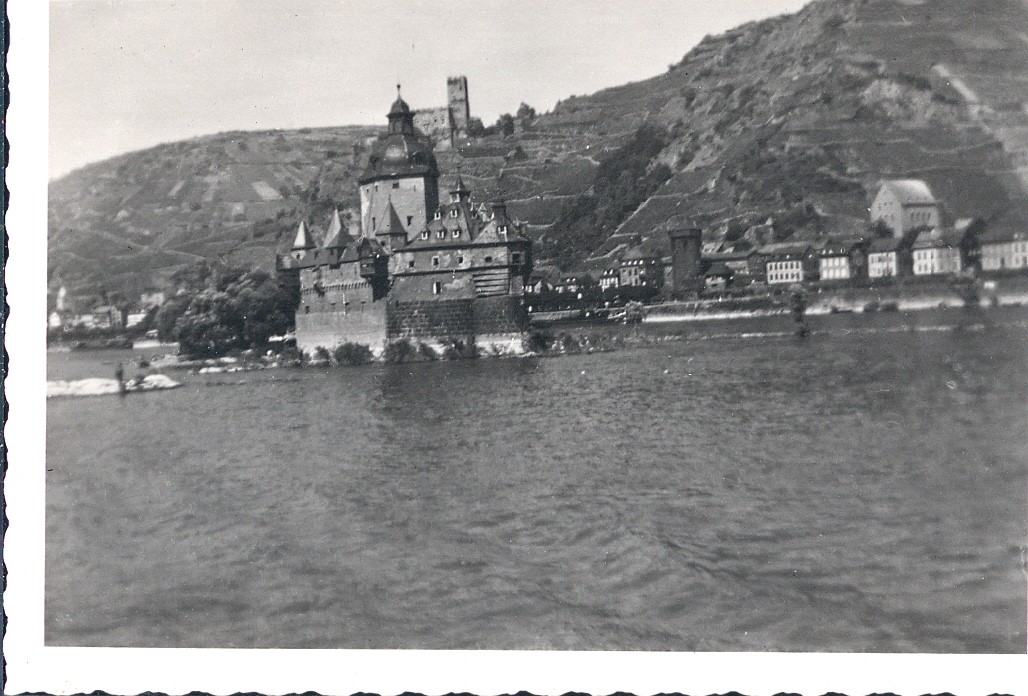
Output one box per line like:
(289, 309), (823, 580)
(668, 227), (703, 299)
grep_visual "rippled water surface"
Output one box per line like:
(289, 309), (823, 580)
(46, 309), (1028, 651)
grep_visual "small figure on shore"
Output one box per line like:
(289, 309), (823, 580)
(114, 362), (126, 395)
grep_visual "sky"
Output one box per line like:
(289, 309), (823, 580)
(49, 0), (802, 178)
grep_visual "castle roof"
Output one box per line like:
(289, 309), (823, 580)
(291, 220), (315, 250)
(339, 235), (386, 263)
(389, 94), (412, 117)
(322, 209), (349, 249)
(359, 131), (438, 183)
(360, 89), (438, 184)
(880, 179), (937, 206)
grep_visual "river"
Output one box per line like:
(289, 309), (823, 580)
(45, 307), (1028, 651)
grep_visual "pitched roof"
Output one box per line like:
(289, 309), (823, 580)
(291, 220), (315, 250)
(881, 179), (937, 206)
(322, 209), (349, 249)
(869, 237), (904, 253)
(757, 241), (811, 256)
(376, 201), (407, 239)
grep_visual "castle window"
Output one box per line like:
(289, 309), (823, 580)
(433, 256), (440, 267)
(374, 184), (378, 191)
(392, 182), (400, 189)
(408, 260), (415, 268)
(433, 281), (442, 295)
(452, 229), (460, 238)
(421, 230), (429, 240)
(512, 252), (522, 264)
(304, 305), (310, 314)
(407, 216), (413, 226)
(485, 255), (494, 263)
(457, 256), (464, 264)
(372, 217), (376, 231)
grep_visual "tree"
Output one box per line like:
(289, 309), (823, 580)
(154, 294), (191, 342)
(516, 102), (537, 123)
(465, 117), (486, 137)
(496, 113), (516, 137)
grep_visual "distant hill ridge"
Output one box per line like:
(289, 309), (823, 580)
(48, 0), (1028, 299)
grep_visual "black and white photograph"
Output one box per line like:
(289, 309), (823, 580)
(4, 0), (1028, 692)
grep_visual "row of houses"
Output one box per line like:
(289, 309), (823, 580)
(530, 179), (1027, 297)
(48, 289), (168, 331)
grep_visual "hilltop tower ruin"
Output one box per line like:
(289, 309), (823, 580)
(447, 76), (470, 134)
(413, 76), (472, 150)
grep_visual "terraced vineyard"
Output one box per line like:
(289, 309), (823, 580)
(49, 0), (1028, 300)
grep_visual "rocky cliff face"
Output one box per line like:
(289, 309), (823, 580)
(48, 0), (1028, 297)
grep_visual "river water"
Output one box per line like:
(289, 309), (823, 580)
(45, 308), (1028, 651)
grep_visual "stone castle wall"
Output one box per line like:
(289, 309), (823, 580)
(296, 268), (389, 355)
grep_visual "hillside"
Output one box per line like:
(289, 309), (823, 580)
(48, 0), (1028, 299)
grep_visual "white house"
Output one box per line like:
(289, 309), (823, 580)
(870, 180), (941, 238)
(911, 229), (962, 276)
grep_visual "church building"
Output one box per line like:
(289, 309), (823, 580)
(279, 89), (533, 357)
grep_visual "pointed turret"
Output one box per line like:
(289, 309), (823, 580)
(449, 171), (471, 203)
(387, 84), (415, 135)
(291, 220), (315, 250)
(322, 209), (347, 249)
(375, 200), (409, 252)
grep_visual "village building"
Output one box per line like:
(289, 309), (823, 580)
(757, 242), (816, 285)
(525, 267), (560, 294)
(911, 228), (963, 276)
(979, 208), (1028, 273)
(599, 266), (621, 291)
(867, 237), (911, 279)
(91, 305), (125, 329)
(980, 230), (1028, 272)
(704, 262), (734, 290)
(870, 179), (941, 238)
(619, 242), (665, 290)
(140, 291), (166, 309)
(817, 238), (867, 282)
(279, 90), (533, 356)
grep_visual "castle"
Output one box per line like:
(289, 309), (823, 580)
(411, 76), (471, 150)
(279, 88), (533, 357)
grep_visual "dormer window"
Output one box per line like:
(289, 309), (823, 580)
(421, 230), (429, 240)
(437, 229), (446, 239)
(452, 229), (460, 238)
(450, 209), (459, 218)
(434, 211), (441, 220)
(499, 225), (507, 234)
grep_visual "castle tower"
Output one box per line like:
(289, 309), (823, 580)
(447, 76), (470, 134)
(668, 227), (703, 298)
(358, 86), (440, 240)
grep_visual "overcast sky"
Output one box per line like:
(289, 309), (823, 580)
(49, 0), (801, 178)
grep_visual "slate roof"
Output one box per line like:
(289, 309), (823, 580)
(881, 179), (937, 206)
(322, 209), (350, 249)
(291, 221), (315, 250)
